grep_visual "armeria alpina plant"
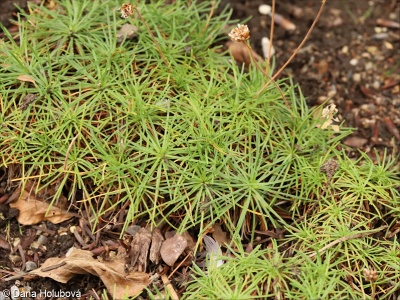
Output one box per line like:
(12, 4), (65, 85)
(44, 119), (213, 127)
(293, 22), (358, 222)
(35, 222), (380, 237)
(228, 23), (289, 108)
(0, 0), (398, 299)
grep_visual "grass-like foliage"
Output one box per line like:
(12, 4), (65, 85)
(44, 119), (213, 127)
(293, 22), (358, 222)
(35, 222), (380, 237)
(1, 0), (399, 298)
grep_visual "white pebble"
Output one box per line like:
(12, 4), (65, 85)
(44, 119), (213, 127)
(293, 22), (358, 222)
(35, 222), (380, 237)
(352, 73), (361, 83)
(261, 37), (276, 58)
(349, 58), (358, 66)
(259, 4), (272, 15)
(25, 261), (38, 271)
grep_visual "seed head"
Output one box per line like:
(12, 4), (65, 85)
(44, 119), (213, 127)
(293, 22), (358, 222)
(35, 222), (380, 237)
(119, 3), (135, 19)
(228, 24), (250, 42)
(320, 158), (339, 180)
(363, 268), (378, 282)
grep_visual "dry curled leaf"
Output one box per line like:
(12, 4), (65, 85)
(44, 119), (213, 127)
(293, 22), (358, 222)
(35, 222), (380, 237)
(130, 227), (152, 272)
(16, 75), (37, 87)
(31, 249), (149, 299)
(149, 228), (164, 264)
(227, 41), (262, 68)
(9, 184), (74, 225)
(315, 104), (340, 132)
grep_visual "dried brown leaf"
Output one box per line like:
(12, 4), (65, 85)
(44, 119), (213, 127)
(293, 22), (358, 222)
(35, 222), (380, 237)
(31, 249), (149, 299)
(149, 228), (164, 264)
(376, 18), (400, 29)
(130, 227), (152, 272)
(9, 186), (74, 225)
(16, 75), (37, 87)
(344, 136), (368, 148)
(212, 223), (230, 246)
(227, 41), (262, 67)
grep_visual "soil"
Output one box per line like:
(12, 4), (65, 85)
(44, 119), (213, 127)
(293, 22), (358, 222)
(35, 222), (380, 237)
(220, 0), (400, 161)
(0, 0), (399, 299)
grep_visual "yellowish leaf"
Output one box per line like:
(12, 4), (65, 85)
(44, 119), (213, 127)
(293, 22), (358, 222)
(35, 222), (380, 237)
(16, 74), (37, 87)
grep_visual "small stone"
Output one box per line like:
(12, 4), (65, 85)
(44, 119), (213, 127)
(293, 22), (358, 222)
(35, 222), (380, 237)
(69, 225), (76, 233)
(258, 4), (271, 15)
(327, 89), (337, 98)
(37, 235), (47, 245)
(30, 241), (41, 250)
(160, 234), (187, 266)
(365, 62), (373, 70)
(373, 33), (389, 40)
(352, 73), (361, 83)
(349, 58), (358, 66)
(25, 261), (38, 271)
(261, 37), (275, 58)
(116, 24), (139, 43)
(125, 225), (141, 237)
(372, 81), (380, 90)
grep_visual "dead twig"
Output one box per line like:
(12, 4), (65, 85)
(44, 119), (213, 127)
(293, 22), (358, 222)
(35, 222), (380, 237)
(308, 225), (388, 258)
(256, 0), (327, 97)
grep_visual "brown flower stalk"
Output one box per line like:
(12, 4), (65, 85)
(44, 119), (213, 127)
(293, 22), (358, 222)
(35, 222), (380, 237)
(119, 3), (168, 67)
(256, 0), (327, 97)
(228, 24), (289, 109)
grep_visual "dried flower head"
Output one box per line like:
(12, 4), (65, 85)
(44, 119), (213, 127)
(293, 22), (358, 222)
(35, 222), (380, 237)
(363, 268), (378, 282)
(320, 158), (339, 180)
(321, 103), (339, 122)
(228, 24), (250, 42)
(317, 103), (340, 132)
(119, 3), (135, 19)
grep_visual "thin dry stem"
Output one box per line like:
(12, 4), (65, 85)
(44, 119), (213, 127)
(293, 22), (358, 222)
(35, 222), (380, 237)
(308, 225), (388, 258)
(266, 0), (276, 67)
(134, 7), (169, 67)
(256, 0), (327, 97)
(201, 1), (216, 33)
(245, 43), (289, 109)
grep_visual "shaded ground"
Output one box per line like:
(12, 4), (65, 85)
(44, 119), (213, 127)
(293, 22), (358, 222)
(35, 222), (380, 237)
(0, 0), (399, 299)
(220, 0), (400, 161)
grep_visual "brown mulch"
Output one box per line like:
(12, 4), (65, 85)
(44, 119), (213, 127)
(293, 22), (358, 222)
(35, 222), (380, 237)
(1, 0), (399, 299)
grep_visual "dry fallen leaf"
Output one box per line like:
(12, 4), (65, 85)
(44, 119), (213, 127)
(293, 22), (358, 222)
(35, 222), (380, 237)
(344, 136), (368, 148)
(212, 223), (230, 246)
(130, 227), (152, 272)
(227, 41), (263, 68)
(16, 75), (37, 87)
(9, 184), (74, 225)
(31, 249), (149, 299)
(149, 228), (164, 264)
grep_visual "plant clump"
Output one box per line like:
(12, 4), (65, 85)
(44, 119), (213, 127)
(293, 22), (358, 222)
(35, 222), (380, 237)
(0, 0), (399, 298)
